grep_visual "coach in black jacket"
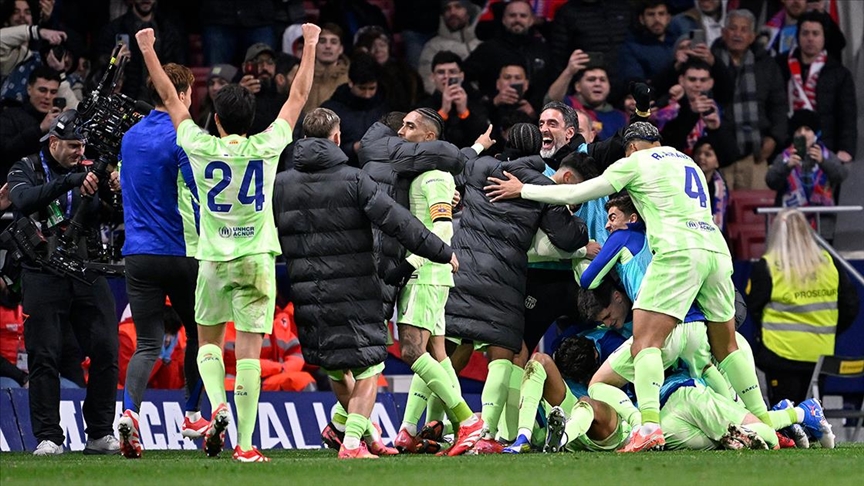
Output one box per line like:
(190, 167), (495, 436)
(274, 108), (456, 449)
(445, 123), (587, 444)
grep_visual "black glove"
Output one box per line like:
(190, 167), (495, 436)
(630, 82), (652, 115)
(64, 172), (87, 188)
(383, 260), (416, 286)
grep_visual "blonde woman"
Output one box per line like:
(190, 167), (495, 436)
(746, 208), (858, 405)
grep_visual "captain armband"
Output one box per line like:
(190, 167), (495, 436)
(429, 203), (453, 222)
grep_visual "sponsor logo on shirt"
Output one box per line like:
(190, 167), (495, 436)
(685, 221), (716, 232)
(218, 226), (256, 238)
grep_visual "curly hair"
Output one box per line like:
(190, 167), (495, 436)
(553, 336), (599, 385)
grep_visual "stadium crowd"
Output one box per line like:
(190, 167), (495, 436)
(0, 0), (860, 462)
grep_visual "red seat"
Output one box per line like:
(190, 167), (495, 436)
(729, 224), (767, 260)
(188, 34), (204, 67)
(728, 190), (776, 225)
(190, 67), (211, 120)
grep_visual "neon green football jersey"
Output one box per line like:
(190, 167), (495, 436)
(176, 118), (290, 261)
(407, 170), (455, 286)
(602, 146), (729, 257)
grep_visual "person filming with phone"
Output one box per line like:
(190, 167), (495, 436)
(765, 109), (848, 241)
(488, 60), (536, 131)
(416, 50), (488, 149)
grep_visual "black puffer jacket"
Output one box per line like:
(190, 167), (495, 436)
(445, 154), (588, 352)
(358, 121), (469, 319)
(274, 138), (453, 369)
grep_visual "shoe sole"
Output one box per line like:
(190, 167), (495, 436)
(544, 408), (566, 453)
(205, 408), (230, 458)
(118, 421), (142, 459)
(419, 421), (445, 442)
(723, 424), (768, 450)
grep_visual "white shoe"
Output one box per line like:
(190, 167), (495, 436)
(33, 440), (64, 456)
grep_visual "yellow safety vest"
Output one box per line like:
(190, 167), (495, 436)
(762, 251), (839, 363)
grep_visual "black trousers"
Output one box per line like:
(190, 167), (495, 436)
(763, 366), (818, 405)
(22, 270), (118, 444)
(124, 255), (200, 411)
(522, 268), (580, 353)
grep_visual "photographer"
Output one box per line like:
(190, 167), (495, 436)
(765, 109), (848, 241)
(116, 63), (204, 458)
(6, 109), (119, 456)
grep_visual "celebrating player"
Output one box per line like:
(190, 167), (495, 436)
(485, 122), (770, 451)
(135, 23), (320, 462)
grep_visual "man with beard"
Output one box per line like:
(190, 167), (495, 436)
(96, 0), (185, 99)
(240, 42), (286, 135)
(417, 0), (482, 94)
(618, 0), (676, 88)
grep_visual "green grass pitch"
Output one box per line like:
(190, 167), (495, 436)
(2, 445), (864, 486)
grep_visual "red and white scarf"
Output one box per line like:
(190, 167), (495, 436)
(788, 49), (826, 113)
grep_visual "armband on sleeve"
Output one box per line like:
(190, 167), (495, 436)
(430, 202), (452, 222)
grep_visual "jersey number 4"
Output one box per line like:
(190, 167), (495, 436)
(683, 166), (707, 208)
(205, 160), (264, 213)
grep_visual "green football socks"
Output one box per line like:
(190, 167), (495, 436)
(196, 344), (226, 409)
(412, 353), (473, 424)
(588, 382), (641, 427)
(401, 374), (431, 435)
(517, 360), (547, 440)
(719, 350), (772, 426)
(234, 359), (261, 451)
(633, 347), (663, 424)
(481, 359), (512, 438)
(563, 400), (595, 443)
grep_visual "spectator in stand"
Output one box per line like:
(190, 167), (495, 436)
(463, 0), (554, 113)
(239, 42), (287, 135)
(747, 208), (859, 404)
(547, 60), (627, 143)
(486, 61), (537, 135)
(97, 0), (186, 100)
(393, 0), (449, 70)
(693, 137), (730, 234)
(777, 11), (855, 162)
(668, 0), (729, 47)
(196, 63), (237, 136)
(118, 303), (187, 391)
(0, 66), (62, 185)
(712, 9), (788, 191)
(318, 0), (389, 51)
(354, 25), (421, 112)
(765, 110), (848, 241)
(200, 0), (275, 66)
(475, 0), (568, 40)
(651, 58), (738, 165)
(305, 23), (350, 111)
(321, 53), (389, 167)
(762, 0), (808, 57)
(416, 50), (488, 149)
(548, 0), (631, 92)
(418, 0), (482, 94)
(618, 0), (676, 88)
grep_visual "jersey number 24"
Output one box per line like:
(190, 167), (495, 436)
(205, 160), (264, 213)
(683, 166), (707, 208)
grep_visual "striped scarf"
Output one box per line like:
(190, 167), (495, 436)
(787, 49), (826, 114)
(709, 170), (729, 232)
(780, 145), (835, 209)
(720, 49), (761, 156)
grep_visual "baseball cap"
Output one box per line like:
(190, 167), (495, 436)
(622, 122), (662, 144)
(208, 64), (238, 83)
(40, 109), (85, 143)
(244, 42), (275, 63)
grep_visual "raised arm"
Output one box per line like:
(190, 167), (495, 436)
(485, 171), (615, 206)
(135, 28), (190, 130)
(278, 24), (321, 128)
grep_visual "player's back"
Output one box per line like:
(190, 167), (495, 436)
(176, 119), (290, 262)
(603, 146), (728, 257)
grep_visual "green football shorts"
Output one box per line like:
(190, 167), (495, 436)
(661, 383), (749, 451)
(195, 253), (276, 334)
(397, 283), (449, 336)
(323, 362), (386, 382)
(634, 250), (736, 323)
(608, 321), (713, 382)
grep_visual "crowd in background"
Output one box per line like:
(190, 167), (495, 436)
(0, 0), (859, 395)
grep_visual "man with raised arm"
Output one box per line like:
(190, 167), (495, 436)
(134, 23), (320, 462)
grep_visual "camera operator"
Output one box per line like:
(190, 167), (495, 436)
(6, 109), (119, 456)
